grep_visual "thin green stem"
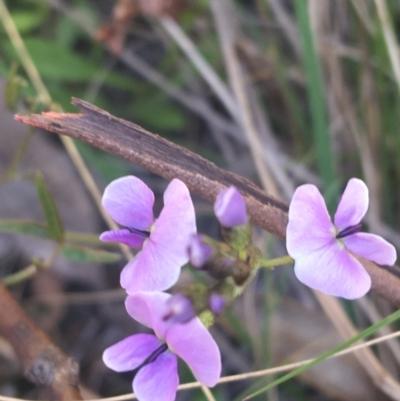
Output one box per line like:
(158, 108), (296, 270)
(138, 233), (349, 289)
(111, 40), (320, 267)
(259, 255), (294, 269)
(2, 244), (62, 287)
(2, 265), (37, 286)
(0, 0), (51, 104)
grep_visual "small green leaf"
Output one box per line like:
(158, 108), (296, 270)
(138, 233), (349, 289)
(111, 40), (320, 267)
(5, 62), (28, 111)
(34, 173), (65, 243)
(0, 219), (50, 238)
(61, 245), (121, 263)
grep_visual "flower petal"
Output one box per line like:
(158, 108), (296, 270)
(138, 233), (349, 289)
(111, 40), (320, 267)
(102, 334), (161, 372)
(120, 241), (180, 293)
(102, 176), (155, 230)
(125, 292), (171, 339)
(121, 179), (196, 293)
(287, 184), (335, 258)
(133, 352), (178, 401)
(334, 178), (368, 231)
(294, 244), (371, 299)
(166, 317), (221, 386)
(151, 178), (196, 267)
(344, 233), (397, 266)
(214, 186), (248, 227)
(100, 229), (146, 248)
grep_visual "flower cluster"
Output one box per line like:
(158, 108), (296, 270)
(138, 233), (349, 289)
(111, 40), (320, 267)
(100, 176), (221, 401)
(100, 174), (397, 400)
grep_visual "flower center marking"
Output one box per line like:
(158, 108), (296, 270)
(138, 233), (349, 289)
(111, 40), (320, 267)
(147, 343), (169, 363)
(133, 343), (169, 376)
(336, 222), (362, 239)
(126, 227), (151, 238)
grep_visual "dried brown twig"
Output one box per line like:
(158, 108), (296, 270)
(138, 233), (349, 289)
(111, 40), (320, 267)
(14, 98), (400, 307)
(0, 283), (82, 400)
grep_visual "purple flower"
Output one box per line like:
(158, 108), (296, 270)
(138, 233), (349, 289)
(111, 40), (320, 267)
(214, 186), (248, 228)
(100, 176), (196, 293)
(287, 178), (396, 299)
(103, 292), (221, 401)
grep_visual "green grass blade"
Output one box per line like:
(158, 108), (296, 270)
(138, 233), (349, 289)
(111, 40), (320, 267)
(293, 0), (337, 204)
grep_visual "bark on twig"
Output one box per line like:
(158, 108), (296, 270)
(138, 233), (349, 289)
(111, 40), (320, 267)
(0, 283), (82, 400)
(14, 98), (400, 307)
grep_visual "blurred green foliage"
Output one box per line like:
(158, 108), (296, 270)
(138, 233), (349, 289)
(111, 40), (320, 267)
(0, 0), (196, 182)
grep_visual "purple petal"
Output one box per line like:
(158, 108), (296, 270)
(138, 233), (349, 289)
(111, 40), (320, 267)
(102, 176), (155, 230)
(102, 334), (161, 372)
(125, 292), (171, 339)
(166, 317), (221, 386)
(100, 229), (146, 248)
(188, 234), (214, 268)
(287, 184), (335, 258)
(334, 178), (368, 231)
(133, 352), (178, 401)
(344, 233), (397, 266)
(153, 178), (197, 264)
(214, 186), (248, 228)
(121, 179), (196, 293)
(294, 243), (371, 299)
(163, 294), (196, 324)
(120, 240), (181, 293)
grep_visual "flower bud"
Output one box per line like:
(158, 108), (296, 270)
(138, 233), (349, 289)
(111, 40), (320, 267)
(188, 234), (214, 268)
(208, 294), (226, 315)
(163, 294), (196, 324)
(214, 186), (248, 228)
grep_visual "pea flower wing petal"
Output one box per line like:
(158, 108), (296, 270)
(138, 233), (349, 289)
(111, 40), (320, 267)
(344, 233), (396, 266)
(294, 244), (371, 299)
(102, 334), (161, 372)
(166, 317), (221, 387)
(102, 176), (155, 230)
(287, 184), (334, 258)
(133, 352), (178, 401)
(334, 178), (368, 231)
(100, 229), (146, 248)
